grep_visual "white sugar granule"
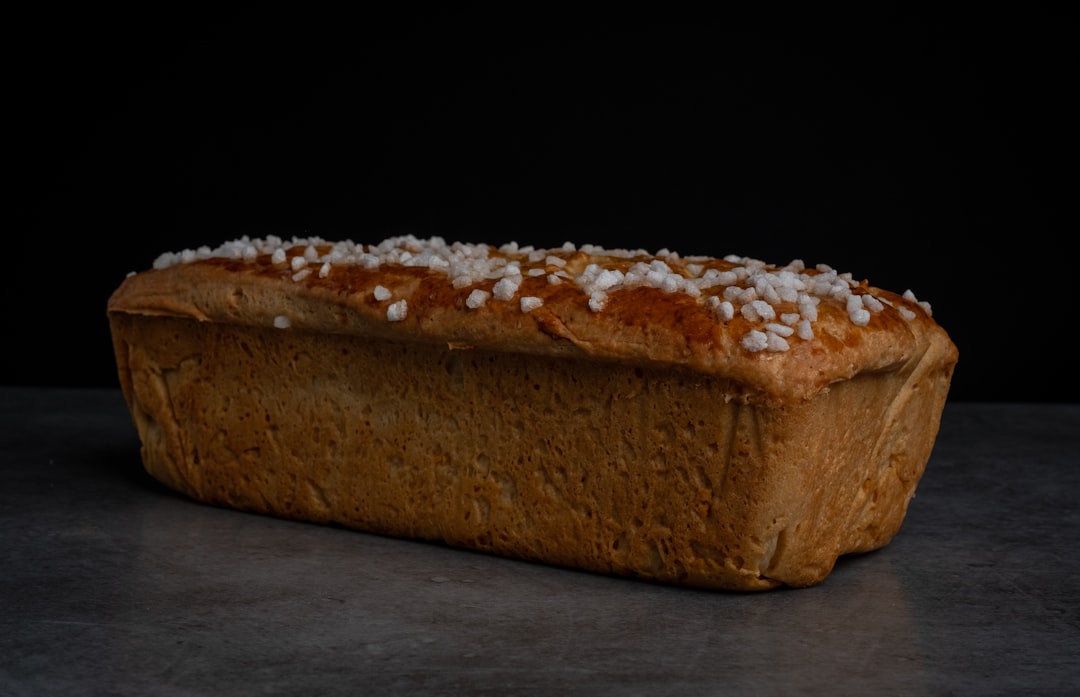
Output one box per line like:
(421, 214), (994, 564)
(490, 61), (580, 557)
(660, 274), (683, 294)
(741, 330), (769, 352)
(847, 295), (871, 326)
(493, 277), (520, 301)
(373, 285), (392, 301)
(798, 294), (819, 321)
(863, 294), (884, 312)
(765, 322), (795, 337)
(766, 331), (791, 352)
(741, 300), (776, 322)
(520, 296), (543, 313)
(466, 289), (490, 309)
(707, 296), (735, 321)
(387, 299), (408, 322)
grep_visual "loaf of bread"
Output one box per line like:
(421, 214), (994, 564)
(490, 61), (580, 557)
(107, 235), (958, 590)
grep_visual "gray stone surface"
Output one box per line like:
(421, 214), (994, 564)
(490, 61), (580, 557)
(2, 388), (1078, 696)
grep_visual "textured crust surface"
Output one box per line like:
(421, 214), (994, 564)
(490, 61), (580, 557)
(108, 243), (942, 405)
(107, 239), (958, 590)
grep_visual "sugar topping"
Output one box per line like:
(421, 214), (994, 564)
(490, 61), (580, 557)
(151, 235), (934, 352)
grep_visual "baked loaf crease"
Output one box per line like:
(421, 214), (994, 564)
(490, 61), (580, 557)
(108, 235), (958, 590)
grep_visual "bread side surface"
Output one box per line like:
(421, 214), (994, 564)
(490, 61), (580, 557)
(108, 302), (954, 590)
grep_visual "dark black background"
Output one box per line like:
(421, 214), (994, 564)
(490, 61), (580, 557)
(9, 7), (1074, 401)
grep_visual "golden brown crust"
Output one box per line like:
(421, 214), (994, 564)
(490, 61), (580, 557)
(108, 239), (955, 405)
(107, 237), (958, 590)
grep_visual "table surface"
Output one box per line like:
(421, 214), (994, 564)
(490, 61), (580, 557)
(2, 388), (1078, 696)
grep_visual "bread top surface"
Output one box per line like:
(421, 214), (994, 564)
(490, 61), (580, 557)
(108, 235), (958, 403)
